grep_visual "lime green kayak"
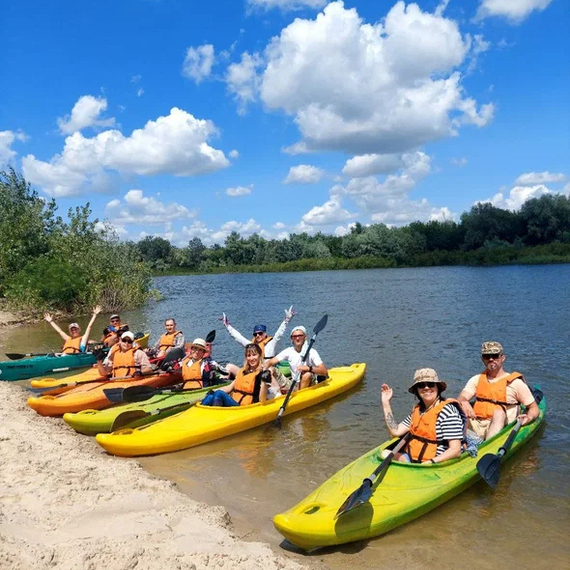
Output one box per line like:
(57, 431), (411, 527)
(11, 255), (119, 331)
(273, 396), (546, 551)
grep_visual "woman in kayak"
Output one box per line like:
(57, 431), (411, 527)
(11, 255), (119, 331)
(381, 368), (465, 464)
(44, 305), (102, 354)
(201, 343), (271, 407)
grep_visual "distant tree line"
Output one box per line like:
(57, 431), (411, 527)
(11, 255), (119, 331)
(137, 196), (570, 273)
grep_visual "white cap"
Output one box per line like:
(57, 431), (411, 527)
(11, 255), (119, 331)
(291, 325), (307, 336)
(121, 331), (135, 341)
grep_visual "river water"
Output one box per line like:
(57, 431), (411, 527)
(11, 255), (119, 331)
(3, 265), (569, 570)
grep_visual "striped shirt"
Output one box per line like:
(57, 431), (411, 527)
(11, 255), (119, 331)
(402, 403), (465, 456)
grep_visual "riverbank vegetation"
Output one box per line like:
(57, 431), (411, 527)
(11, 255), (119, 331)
(0, 168), (155, 314)
(2, 168), (569, 314)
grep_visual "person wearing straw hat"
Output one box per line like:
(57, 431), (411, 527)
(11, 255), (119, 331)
(177, 338), (229, 390)
(380, 368), (465, 464)
(457, 341), (539, 440)
(44, 305), (102, 355)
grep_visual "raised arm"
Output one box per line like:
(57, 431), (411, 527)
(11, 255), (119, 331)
(265, 306), (296, 356)
(381, 384), (410, 438)
(220, 313), (249, 347)
(81, 305), (102, 349)
(44, 312), (69, 342)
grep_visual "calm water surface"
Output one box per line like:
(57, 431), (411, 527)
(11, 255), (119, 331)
(3, 265), (569, 569)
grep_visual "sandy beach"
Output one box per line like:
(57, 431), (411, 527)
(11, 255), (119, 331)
(0, 382), (318, 570)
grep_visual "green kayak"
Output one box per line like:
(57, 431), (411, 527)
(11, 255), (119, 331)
(0, 352), (97, 382)
(273, 396), (546, 551)
(63, 383), (229, 435)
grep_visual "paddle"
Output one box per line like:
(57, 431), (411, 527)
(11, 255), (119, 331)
(104, 384), (186, 403)
(476, 388), (543, 489)
(273, 314), (328, 429)
(6, 351), (56, 360)
(110, 401), (194, 431)
(335, 433), (412, 518)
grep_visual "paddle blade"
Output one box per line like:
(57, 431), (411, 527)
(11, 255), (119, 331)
(5, 353), (27, 360)
(476, 453), (501, 489)
(313, 314), (328, 335)
(110, 410), (148, 431)
(160, 346), (185, 370)
(103, 388), (127, 403)
(335, 479), (372, 518)
(205, 330), (216, 343)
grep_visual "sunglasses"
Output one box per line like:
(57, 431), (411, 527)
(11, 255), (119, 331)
(253, 331), (265, 337)
(121, 338), (133, 344)
(291, 334), (305, 339)
(483, 353), (502, 360)
(416, 382), (437, 389)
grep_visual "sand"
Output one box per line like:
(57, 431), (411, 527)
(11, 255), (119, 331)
(0, 382), (314, 570)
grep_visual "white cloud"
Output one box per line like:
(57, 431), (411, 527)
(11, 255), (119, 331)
(226, 184), (253, 197)
(229, 1), (493, 155)
(283, 164), (324, 184)
(226, 52), (264, 115)
(182, 44), (215, 84)
(475, 0), (553, 24)
(23, 107), (230, 197)
(466, 34), (491, 74)
(0, 130), (27, 167)
(229, 149), (239, 158)
(342, 154), (403, 177)
(485, 184), (551, 210)
(57, 95), (116, 135)
(105, 189), (196, 225)
(211, 218), (267, 242)
(273, 222), (286, 229)
(136, 87), (145, 97)
(301, 196), (357, 225)
(515, 171), (566, 185)
(131, 75), (141, 84)
(451, 157), (468, 167)
(247, 0), (326, 11)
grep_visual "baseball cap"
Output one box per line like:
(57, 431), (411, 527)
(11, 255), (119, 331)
(68, 322), (80, 330)
(253, 324), (267, 333)
(481, 341), (503, 355)
(291, 325), (307, 336)
(121, 331), (135, 341)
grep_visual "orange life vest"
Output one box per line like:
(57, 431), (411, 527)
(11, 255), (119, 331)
(62, 337), (82, 354)
(158, 331), (182, 351)
(473, 372), (524, 420)
(102, 324), (129, 345)
(181, 356), (204, 389)
(405, 398), (463, 463)
(111, 346), (141, 378)
(230, 368), (260, 406)
(251, 335), (273, 357)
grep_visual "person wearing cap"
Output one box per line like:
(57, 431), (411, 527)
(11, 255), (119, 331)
(96, 330), (153, 378)
(263, 325), (327, 390)
(177, 338), (228, 390)
(201, 343), (271, 407)
(101, 314), (129, 347)
(44, 305), (102, 355)
(146, 318), (185, 359)
(380, 369), (466, 464)
(220, 306), (296, 358)
(457, 341), (539, 440)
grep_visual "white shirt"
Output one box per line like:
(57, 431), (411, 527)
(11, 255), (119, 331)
(274, 345), (323, 382)
(224, 316), (291, 358)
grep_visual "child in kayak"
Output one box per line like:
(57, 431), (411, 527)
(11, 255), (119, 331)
(44, 305), (102, 355)
(201, 343), (271, 407)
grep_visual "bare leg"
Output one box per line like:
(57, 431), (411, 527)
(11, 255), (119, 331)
(486, 408), (507, 440)
(299, 371), (313, 389)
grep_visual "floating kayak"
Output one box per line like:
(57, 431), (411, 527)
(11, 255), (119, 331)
(273, 396), (546, 551)
(96, 363), (366, 457)
(30, 366), (102, 394)
(63, 382), (230, 435)
(27, 371), (181, 416)
(0, 333), (149, 382)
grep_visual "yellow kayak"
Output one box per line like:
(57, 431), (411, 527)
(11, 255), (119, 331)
(96, 363), (366, 457)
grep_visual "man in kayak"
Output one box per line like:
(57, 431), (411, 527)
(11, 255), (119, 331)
(381, 368), (465, 464)
(201, 343), (271, 406)
(96, 331), (153, 378)
(457, 341), (539, 440)
(220, 306), (296, 358)
(101, 313), (129, 347)
(145, 318), (185, 359)
(176, 338), (229, 390)
(44, 305), (102, 354)
(264, 325), (327, 390)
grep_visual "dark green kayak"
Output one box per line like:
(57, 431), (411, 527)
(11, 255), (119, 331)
(0, 352), (96, 382)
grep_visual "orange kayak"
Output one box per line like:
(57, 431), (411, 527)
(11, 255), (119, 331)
(27, 371), (181, 416)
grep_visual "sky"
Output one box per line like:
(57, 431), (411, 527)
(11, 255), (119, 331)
(1, 0), (568, 246)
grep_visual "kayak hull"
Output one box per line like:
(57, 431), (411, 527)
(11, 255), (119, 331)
(27, 371), (181, 416)
(273, 397), (546, 551)
(63, 383), (229, 435)
(1, 333), (149, 382)
(96, 363), (366, 457)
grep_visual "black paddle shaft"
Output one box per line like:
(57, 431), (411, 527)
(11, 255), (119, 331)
(274, 314), (328, 427)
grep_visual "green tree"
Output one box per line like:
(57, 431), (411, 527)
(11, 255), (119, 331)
(460, 203), (523, 250)
(520, 194), (570, 245)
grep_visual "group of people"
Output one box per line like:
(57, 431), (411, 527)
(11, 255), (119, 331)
(44, 308), (539, 462)
(381, 341), (539, 464)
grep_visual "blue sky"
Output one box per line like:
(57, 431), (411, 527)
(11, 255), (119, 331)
(1, 0), (568, 245)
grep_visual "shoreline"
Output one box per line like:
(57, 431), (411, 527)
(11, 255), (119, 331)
(0, 382), (321, 570)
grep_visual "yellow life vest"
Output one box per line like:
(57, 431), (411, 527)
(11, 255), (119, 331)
(405, 398), (462, 463)
(158, 331), (182, 351)
(62, 337), (82, 354)
(473, 372), (523, 420)
(231, 368), (260, 406)
(111, 347), (141, 378)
